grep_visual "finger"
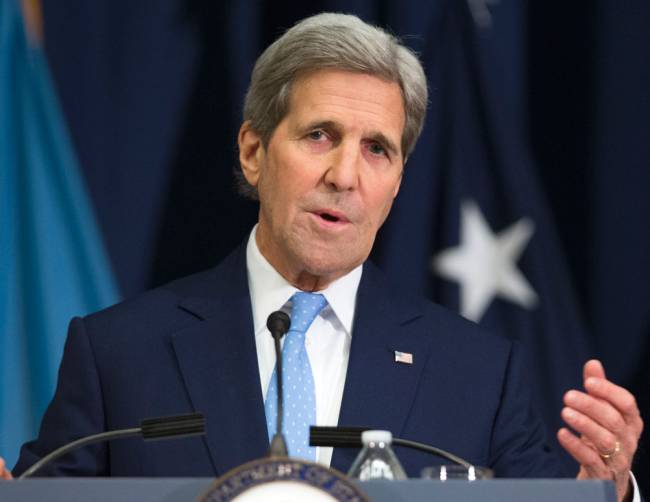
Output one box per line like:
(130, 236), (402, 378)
(561, 406), (620, 456)
(561, 395), (638, 492)
(559, 428), (632, 502)
(557, 428), (611, 479)
(0, 458), (12, 480)
(564, 390), (627, 436)
(583, 359), (606, 382)
(584, 377), (643, 428)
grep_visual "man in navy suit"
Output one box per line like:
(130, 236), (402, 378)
(1, 12), (643, 501)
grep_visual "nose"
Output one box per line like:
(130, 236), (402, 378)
(323, 140), (360, 192)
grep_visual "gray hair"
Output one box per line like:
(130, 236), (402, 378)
(237, 12), (428, 199)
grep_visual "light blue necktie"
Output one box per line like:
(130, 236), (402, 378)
(265, 292), (327, 460)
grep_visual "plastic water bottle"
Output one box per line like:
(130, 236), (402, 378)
(347, 430), (407, 480)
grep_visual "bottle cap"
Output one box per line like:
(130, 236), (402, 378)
(361, 430), (392, 445)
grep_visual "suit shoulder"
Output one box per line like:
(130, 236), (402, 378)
(418, 297), (510, 350)
(83, 244), (247, 330)
(86, 267), (214, 318)
(363, 261), (511, 353)
(78, 264), (235, 351)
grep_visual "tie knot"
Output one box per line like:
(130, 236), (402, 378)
(289, 292), (327, 334)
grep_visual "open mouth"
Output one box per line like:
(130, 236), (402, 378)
(319, 212), (340, 223)
(313, 210), (349, 225)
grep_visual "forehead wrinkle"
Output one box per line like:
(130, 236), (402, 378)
(292, 71), (403, 117)
(310, 91), (398, 120)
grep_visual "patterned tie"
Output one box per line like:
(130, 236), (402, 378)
(265, 292), (327, 461)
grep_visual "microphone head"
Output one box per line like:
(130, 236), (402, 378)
(267, 311), (291, 336)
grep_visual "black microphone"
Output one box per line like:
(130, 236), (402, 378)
(266, 311), (291, 457)
(18, 413), (205, 479)
(310, 425), (475, 470)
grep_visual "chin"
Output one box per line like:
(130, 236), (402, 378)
(299, 250), (365, 278)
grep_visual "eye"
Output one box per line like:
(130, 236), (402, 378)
(367, 142), (387, 157)
(307, 130), (327, 141)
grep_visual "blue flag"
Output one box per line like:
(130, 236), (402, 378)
(376, 1), (593, 474)
(0, 0), (119, 467)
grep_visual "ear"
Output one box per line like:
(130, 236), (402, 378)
(238, 121), (265, 187)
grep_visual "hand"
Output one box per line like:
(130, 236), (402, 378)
(558, 360), (644, 502)
(0, 457), (13, 480)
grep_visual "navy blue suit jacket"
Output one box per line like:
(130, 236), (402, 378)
(14, 244), (568, 478)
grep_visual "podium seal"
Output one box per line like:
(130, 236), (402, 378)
(199, 457), (368, 502)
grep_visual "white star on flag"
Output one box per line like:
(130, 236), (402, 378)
(433, 199), (538, 322)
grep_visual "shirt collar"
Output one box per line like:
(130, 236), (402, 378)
(246, 225), (362, 337)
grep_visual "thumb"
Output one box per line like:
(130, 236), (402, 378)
(583, 359), (606, 383)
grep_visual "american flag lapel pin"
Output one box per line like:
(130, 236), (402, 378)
(394, 350), (413, 365)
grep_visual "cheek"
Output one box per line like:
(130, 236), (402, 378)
(367, 182), (400, 225)
(376, 199), (395, 228)
(258, 154), (290, 203)
(259, 158), (306, 222)
(266, 149), (310, 189)
(277, 170), (321, 209)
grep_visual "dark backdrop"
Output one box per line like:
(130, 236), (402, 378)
(41, 0), (649, 488)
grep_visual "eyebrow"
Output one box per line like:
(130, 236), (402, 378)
(301, 120), (401, 158)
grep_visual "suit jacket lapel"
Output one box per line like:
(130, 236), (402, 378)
(170, 246), (269, 475)
(331, 262), (432, 472)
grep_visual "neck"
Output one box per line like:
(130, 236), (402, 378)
(255, 226), (349, 292)
(289, 272), (334, 292)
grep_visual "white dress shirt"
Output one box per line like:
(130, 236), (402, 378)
(246, 225), (361, 466)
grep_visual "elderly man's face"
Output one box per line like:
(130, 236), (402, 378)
(239, 69), (405, 289)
